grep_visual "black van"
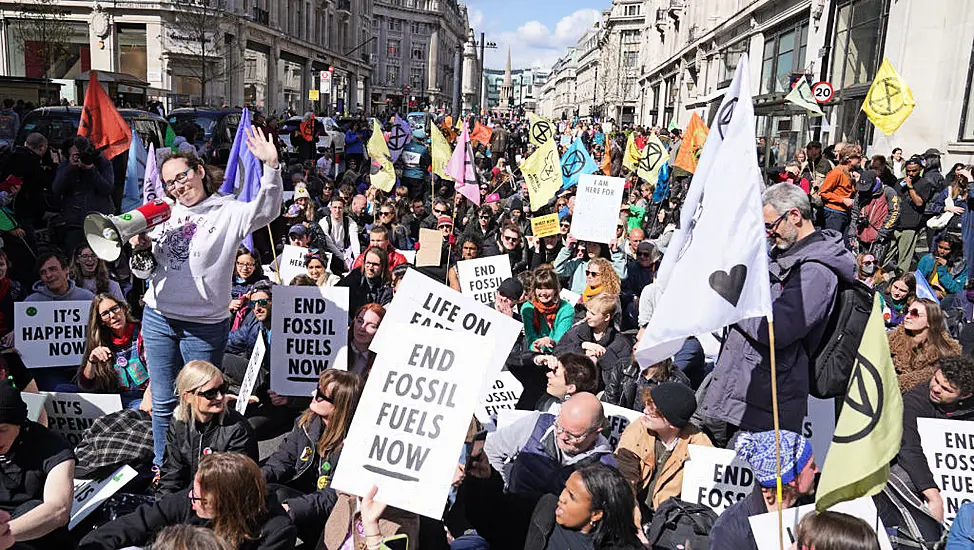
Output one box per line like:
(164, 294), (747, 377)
(15, 106), (168, 150)
(167, 108), (242, 166)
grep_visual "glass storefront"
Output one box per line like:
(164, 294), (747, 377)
(244, 48), (269, 108)
(6, 19), (89, 79)
(117, 24), (147, 82)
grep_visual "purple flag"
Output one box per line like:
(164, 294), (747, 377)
(447, 125), (480, 206)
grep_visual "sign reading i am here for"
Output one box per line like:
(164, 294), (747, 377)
(749, 496), (893, 550)
(495, 402), (641, 450)
(42, 392), (122, 447)
(570, 174), (625, 244)
(15, 301), (91, 368)
(371, 269), (522, 392)
(271, 286), (349, 396)
(531, 213), (560, 238)
(332, 324), (490, 518)
(475, 371), (523, 424)
(70, 465), (138, 530)
(918, 417), (974, 525)
(278, 244), (310, 285)
(236, 334), (267, 415)
(457, 255), (512, 307)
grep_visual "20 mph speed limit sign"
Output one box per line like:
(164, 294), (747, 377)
(812, 81), (834, 104)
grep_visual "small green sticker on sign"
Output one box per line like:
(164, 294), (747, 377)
(121, 213), (133, 221)
(25, 307), (36, 316)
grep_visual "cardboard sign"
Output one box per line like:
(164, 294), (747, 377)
(15, 301), (91, 368)
(456, 255), (513, 307)
(332, 324), (491, 518)
(20, 391), (49, 423)
(279, 244), (310, 285)
(236, 334), (266, 415)
(42, 392), (122, 446)
(918, 417), (974, 524)
(802, 396), (835, 464)
(531, 213), (560, 238)
(371, 270), (522, 391)
(416, 228), (442, 267)
(475, 371), (523, 424)
(270, 286), (349, 396)
(681, 444), (754, 514)
(570, 174), (625, 244)
(603, 402), (642, 448)
(749, 496), (893, 550)
(70, 465), (138, 530)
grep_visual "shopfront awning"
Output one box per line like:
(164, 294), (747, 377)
(685, 87), (727, 109)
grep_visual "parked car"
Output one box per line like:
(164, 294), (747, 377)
(278, 116), (346, 161)
(167, 108), (242, 166)
(16, 106), (168, 150)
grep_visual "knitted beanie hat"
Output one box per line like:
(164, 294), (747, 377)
(735, 430), (813, 488)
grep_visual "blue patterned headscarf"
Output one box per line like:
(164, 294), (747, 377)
(735, 430), (813, 488)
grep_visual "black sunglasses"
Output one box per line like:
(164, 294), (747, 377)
(315, 386), (334, 404)
(196, 381), (229, 400)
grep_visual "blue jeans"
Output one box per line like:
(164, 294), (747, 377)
(142, 307), (229, 466)
(823, 206), (850, 234)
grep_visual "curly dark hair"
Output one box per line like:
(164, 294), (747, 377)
(939, 355), (974, 397)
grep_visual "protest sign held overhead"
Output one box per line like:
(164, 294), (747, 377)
(15, 301), (91, 368)
(681, 445), (754, 515)
(528, 113), (554, 147)
(569, 174), (625, 244)
(43, 392), (123, 446)
(531, 213), (560, 238)
(332, 324), (491, 518)
(456, 255), (512, 307)
(918, 418), (974, 524)
(271, 286), (349, 396)
(637, 132), (669, 185)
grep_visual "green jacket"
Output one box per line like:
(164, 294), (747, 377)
(521, 299), (575, 352)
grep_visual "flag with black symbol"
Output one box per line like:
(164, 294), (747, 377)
(560, 138), (597, 189)
(447, 125), (480, 206)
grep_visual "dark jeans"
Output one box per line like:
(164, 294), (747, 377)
(823, 207), (850, 234)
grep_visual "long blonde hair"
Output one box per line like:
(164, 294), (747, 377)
(196, 453), (266, 547)
(298, 369), (364, 457)
(174, 360), (224, 422)
(78, 294), (136, 393)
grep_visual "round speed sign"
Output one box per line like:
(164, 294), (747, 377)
(811, 81), (834, 104)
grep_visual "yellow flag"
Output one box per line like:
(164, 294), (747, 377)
(815, 293), (903, 512)
(429, 123), (454, 182)
(861, 58), (916, 135)
(366, 119), (396, 192)
(623, 133), (641, 173)
(636, 132), (669, 184)
(529, 113), (555, 148)
(521, 137), (561, 211)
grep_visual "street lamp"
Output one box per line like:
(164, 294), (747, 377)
(475, 34), (497, 113)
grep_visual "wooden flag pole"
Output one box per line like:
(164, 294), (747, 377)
(266, 225), (280, 283)
(768, 316), (784, 550)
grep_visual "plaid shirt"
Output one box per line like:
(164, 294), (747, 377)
(74, 409), (153, 478)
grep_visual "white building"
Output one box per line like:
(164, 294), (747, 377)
(574, 28), (600, 121)
(597, 0), (644, 125)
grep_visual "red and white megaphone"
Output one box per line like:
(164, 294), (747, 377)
(84, 199), (173, 262)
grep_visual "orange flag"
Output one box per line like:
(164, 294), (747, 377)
(673, 112), (709, 174)
(470, 122), (493, 147)
(78, 71), (131, 160)
(601, 143), (612, 175)
(299, 114), (316, 142)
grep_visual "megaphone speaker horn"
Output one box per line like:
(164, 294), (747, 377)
(84, 199), (172, 262)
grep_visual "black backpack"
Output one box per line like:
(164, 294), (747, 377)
(644, 498), (717, 550)
(804, 260), (875, 399)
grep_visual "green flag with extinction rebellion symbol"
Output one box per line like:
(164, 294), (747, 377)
(815, 294), (903, 512)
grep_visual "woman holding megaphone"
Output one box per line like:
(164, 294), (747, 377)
(128, 125), (282, 473)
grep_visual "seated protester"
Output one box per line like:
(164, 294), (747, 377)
(25, 250), (94, 302)
(262, 369), (363, 546)
(887, 298), (961, 392)
(70, 245), (124, 301)
(447, 235), (481, 292)
(374, 200), (413, 250)
(524, 464), (644, 550)
(77, 293), (150, 410)
(529, 353), (599, 413)
(322, 484), (420, 550)
(615, 328), (692, 411)
(400, 198), (427, 243)
(615, 383), (711, 520)
(464, 205), (498, 242)
(78, 453), (296, 550)
(484, 392), (616, 498)
(158, 361), (258, 495)
(947, 502), (974, 549)
(230, 246), (267, 318)
(554, 235), (627, 294)
(350, 225), (409, 273)
(338, 247), (393, 322)
(882, 272), (916, 328)
(0, 249), (25, 348)
(525, 234), (564, 271)
(521, 268), (574, 354)
(0, 381), (74, 549)
(573, 257), (623, 325)
(348, 303), (385, 378)
(494, 277), (523, 320)
(391, 263), (410, 294)
(304, 249), (340, 287)
(226, 280), (272, 357)
(621, 241), (659, 330)
(917, 233), (968, 306)
(149, 524), (234, 550)
(710, 430), (818, 550)
(481, 222), (528, 274)
(554, 293), (632, 403)
(284, 223), (344, 277)
(893, 356), (974, 525)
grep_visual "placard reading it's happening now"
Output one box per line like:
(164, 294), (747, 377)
(270, 286), (349, 396)
(43, 392), (122, 446)
(15, 301), (91, 367)
(332, 324), (491, 518)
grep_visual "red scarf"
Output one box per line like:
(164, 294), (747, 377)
(531, 298), (560, 334)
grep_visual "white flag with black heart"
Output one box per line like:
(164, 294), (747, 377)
(635, 54), (773, 367)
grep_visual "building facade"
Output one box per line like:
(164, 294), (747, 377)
(483, 66), (548, 113)
(370, 0), (468, 113)
(597, 0), (644, 124)
(538, 47), (577, 121)
(1, 0), (375, 115)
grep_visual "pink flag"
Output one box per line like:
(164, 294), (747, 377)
(447, 125), (480, 206)
(143, 142), (164, 204)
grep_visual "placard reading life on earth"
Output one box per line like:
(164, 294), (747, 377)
(456, 255), (512, 307)
(918, 417), (974, 525)
(15, 301), (91, 367)
(332, 324), (491, 518)
(570, 174), (625, 244)
(270, 286), (349, 396)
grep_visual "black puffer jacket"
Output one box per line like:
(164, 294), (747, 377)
(524, 493), (645, 550)
(158, 408), (258, 495)
(554, 322), (633, 404)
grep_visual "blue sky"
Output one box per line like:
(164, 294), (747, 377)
(463, 0), (612, 71)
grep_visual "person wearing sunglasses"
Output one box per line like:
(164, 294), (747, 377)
(463, 205), (497, 243)
(888, 298), (961, 393)
(855, 253), (886, 289)
(554, 234), (627, 295)
(78, 294), (150, 411)
(262, 369), (365, 545)
(157, 361), (258, 496)
(128, 126), (281, 471)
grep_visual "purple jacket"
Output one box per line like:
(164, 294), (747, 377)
(700, 230), (857, 432)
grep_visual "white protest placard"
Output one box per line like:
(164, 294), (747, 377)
(397, 249), (417, 265)
(263, 264), (280, 284)
(70, 465), (138, 530)
(749, 496), (893, 550)
(332, 324), (491, 518)
(560, 288), (582, 305)
(918, 417), (974, 524)
(42, 392), (122, 446)
(236, 335), (266, 415)
(15, 301), (91, 367)
(371, 269), (522, 390)
(603, 402), (642, 449)
(681, 444), (754, 514)
(270, 286), (349, 396)
(475, 371), (523, 424)
(279, 244), (309, 285)
(457, 255), (512, 307)
(20, 391), (49, 423)
(570, 174), (626, 244)
(802, 396), (835, 464)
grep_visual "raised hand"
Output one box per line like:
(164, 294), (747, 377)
(245, 125), (279, 169)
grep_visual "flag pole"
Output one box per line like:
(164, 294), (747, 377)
(445, 193), (459, 285)
(266, 225), (281, 283)
(768, 316), (784, 550)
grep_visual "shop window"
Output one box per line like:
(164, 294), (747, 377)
(830, 0), (886, 89)
(118, 24), (147, 82)
(759, 22), (808, 95)
(961, 36), (974, 141)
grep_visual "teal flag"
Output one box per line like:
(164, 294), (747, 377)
(560, 138), (598, 189)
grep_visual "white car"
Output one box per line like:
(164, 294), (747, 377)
(279, 116), (346, 157)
